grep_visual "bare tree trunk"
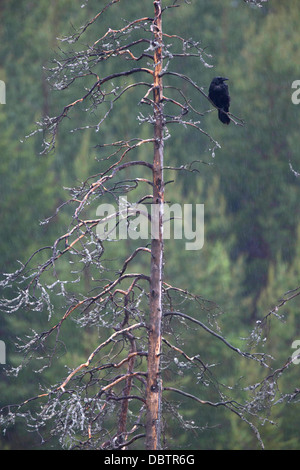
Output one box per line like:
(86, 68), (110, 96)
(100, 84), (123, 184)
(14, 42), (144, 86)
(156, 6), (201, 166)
(146, 0), (164, 451)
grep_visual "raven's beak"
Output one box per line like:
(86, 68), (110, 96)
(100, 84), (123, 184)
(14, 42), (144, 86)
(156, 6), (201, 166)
(223, 78), (229, 81)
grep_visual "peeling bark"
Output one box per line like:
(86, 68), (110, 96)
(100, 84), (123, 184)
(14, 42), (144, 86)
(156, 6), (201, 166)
(145, 0), (164, 451)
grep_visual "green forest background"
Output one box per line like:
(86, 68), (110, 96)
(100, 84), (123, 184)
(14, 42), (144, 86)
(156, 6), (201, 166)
(1, 0), (300, 450)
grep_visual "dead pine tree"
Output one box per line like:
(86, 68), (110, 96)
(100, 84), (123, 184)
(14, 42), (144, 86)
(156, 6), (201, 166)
(1, 0), (200, 450)
(146, 0), (164, 450)
(2, 0), (298, 452)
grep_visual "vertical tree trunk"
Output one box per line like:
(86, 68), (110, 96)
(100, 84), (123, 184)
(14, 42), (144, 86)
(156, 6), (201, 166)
(146, 0), (164, 451)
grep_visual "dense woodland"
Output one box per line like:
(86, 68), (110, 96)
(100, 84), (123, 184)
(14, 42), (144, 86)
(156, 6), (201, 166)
(0, 0), (300, 450)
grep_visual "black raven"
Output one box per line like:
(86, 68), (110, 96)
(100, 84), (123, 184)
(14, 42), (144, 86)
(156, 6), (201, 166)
(208, 77), (230, 125)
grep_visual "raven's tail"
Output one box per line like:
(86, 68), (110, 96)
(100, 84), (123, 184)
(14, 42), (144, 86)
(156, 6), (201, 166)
(218, 109), (230, 125)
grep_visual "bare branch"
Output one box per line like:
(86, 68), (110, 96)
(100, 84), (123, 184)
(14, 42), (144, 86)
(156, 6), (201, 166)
(164, 310), (270, 365)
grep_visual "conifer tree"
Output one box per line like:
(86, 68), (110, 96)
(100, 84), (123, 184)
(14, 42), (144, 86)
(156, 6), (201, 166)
(2, 0), (300, 452)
